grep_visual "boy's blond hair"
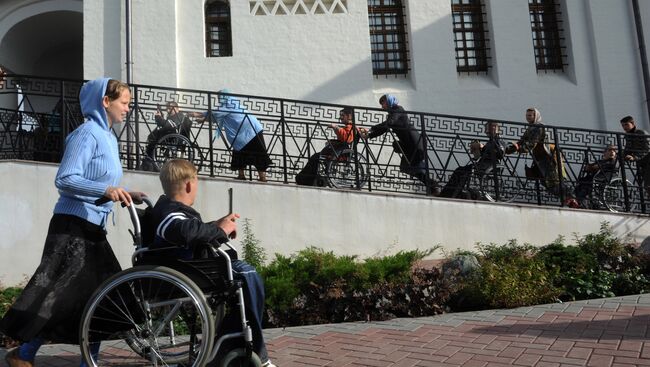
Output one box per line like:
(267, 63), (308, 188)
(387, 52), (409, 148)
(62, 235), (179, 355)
(159, 159), (197, 195)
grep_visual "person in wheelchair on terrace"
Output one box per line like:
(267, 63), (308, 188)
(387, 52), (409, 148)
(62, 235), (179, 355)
(295, 107), (366, 186)
(439, 121), (505, 199)
(505, 107), (580, 208)
(574, 145), (619, 209)
(150, 159), (275, 367)
(144, 101), (193, 159)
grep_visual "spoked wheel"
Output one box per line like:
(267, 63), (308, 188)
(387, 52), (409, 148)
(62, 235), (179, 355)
(325, 150), (367, 190)
(218, 348), (262, 367)
(600, 177), (632, 213)
(80, 266), (215, 367)
(479, 168), (524, 203)
(153, 134), (196, 168)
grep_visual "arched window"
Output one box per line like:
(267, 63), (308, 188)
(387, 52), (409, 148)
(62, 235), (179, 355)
(205, 0), (232, 57)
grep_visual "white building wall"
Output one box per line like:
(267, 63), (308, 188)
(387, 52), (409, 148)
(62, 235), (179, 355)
(83, 0), (123, 80)
(1, 160), (649, 287)
(77, 0), (650, 133)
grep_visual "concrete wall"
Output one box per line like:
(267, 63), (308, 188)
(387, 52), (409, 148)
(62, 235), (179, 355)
(74, 0), (650, 132)
(1, 160), (649, 286)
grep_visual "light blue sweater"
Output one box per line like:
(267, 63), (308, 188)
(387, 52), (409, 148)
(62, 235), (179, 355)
(53, 78), (123, 227)
(211, 91), (263, 151)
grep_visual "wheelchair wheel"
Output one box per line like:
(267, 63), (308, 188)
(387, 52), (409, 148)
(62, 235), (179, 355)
(325, 150), (367, 190)
(479, 168), (523, 203)
(218, 348), (262, 367)
(600, 177), (632, 213)
(153, 133), (196, 168)
(80, 266), (215, 367)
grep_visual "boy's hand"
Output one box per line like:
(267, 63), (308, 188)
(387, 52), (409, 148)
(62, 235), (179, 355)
(216, 213), (240, 239)
(129, 191), (147, 205)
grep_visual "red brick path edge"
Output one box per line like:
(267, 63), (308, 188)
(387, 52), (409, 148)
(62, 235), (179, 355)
(1, 294), (649, 367)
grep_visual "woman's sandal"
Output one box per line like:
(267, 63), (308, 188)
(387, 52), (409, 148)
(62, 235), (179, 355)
(4, 348), (34, 367)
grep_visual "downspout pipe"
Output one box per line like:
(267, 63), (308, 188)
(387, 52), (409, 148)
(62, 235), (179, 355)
(125, 0), (133, 84)
(632, 0), (650, 127)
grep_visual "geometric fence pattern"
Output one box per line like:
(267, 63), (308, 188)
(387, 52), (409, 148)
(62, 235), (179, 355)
(0, 74), (646, 214)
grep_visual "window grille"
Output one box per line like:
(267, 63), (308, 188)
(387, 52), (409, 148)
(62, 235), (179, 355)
(451, 0), (490, 73)
(368, 0), (409, 77)
(205, 0), (232, 57)
(529, 0), (566, 72)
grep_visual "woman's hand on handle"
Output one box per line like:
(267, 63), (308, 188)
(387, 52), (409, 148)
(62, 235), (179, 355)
(104, 186), (133, 206)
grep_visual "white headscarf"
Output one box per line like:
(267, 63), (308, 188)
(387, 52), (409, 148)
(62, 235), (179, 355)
(526, 107), (542, 124)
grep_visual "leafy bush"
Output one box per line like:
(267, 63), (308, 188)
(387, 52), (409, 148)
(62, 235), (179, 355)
(451, 241), (560, 310)
(576, 223), (635, 272)
(534, 223), (646, 302)
(260, 247), (449, 327)
(240, 218), (266, 269)
(0, 286), (21, 318)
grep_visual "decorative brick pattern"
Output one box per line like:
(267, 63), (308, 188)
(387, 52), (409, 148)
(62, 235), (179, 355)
(249, 0), (348, 15)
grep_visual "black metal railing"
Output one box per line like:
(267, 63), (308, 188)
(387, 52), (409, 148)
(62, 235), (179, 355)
(0, 74), (646, 214)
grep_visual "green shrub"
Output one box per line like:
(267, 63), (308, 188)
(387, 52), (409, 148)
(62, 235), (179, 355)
(0, 286), (21, 318)
(240, 218), (266, 269)
(260, 247), (447, 327)
(537, 237), (597, 275)
(453, 241), (561, 310)
(535, 223), (644, 301)
(563, 269), (616, 300)
(577, 223), (635, 272)
(611, 268), (650, 296)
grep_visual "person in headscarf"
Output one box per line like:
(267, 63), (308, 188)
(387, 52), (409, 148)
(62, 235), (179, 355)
(506, 107), (579, 207)
(364, 94), (439, 195)
(209, 89), (272, 182)
(1, 78), (145, 367)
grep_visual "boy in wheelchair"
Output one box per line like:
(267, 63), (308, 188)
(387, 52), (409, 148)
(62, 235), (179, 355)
(295, 107), (365, 186)
(149, 158), (275, 367)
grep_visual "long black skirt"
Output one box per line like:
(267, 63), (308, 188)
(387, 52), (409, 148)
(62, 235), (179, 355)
(231, 132), (272, 171)
(0, 214), (122, 344)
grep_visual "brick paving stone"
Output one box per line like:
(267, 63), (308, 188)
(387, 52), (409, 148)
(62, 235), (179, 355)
(498, 346), (525, 359)
(443, 351), (474, 365)
(567, 347), (593, 360)
(613, 356), (650, 366)
(460, 359), (488, 367)
(540, 355), (590, 365)
(587, 354), (614, 367)
(3, 295), (650, 367)
(536, 363), (561, 367)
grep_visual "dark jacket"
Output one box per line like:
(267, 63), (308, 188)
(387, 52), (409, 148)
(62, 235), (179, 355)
(368, 105), (425, 163)
(623, 128), (649, 161)
(150, 195), (229, 260)
(155, 112), (193, 139)
(476, 134), (506, 169)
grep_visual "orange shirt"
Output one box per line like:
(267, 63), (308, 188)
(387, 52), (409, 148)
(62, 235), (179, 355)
(334, 124), (354, 144)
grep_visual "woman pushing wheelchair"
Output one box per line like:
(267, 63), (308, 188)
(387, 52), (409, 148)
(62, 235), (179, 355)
(1, 78), (145, 367)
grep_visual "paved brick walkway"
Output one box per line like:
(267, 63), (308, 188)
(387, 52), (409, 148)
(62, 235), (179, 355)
(2, 294), (649, 366)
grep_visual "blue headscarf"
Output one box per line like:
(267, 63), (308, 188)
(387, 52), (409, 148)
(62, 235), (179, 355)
(382, 94), (398, 108)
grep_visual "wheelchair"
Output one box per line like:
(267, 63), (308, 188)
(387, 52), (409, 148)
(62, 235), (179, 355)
(579, 171), (633, 213)
(316, 146), (368, 190)
(79, 199), (262, 367)
(142, 120), (204, 172)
